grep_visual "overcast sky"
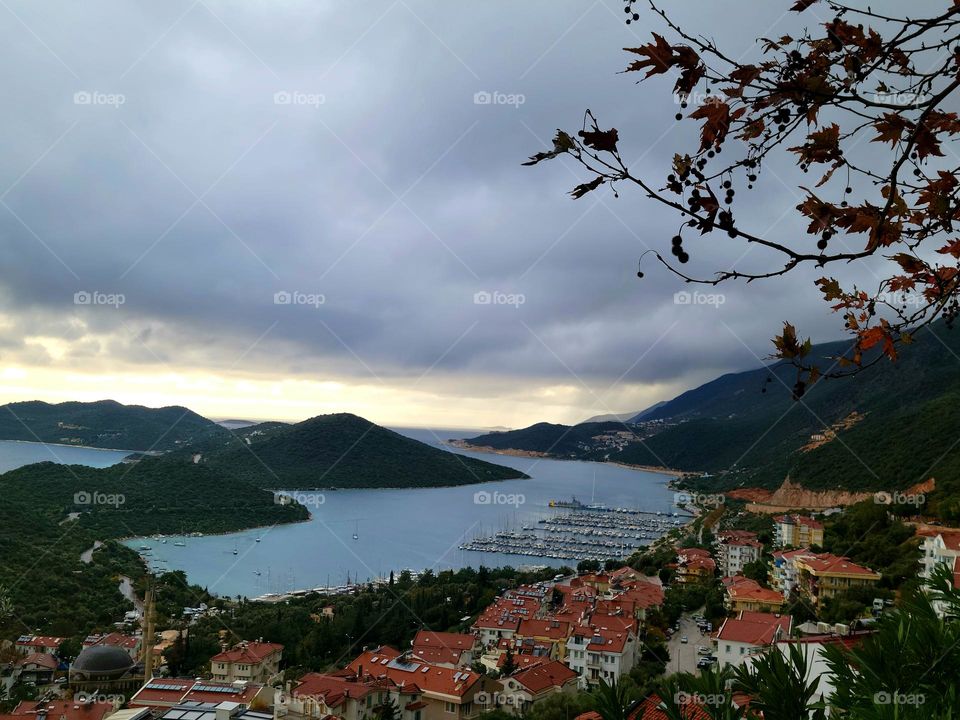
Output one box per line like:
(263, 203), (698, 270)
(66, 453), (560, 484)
(0, 0), (908, 428)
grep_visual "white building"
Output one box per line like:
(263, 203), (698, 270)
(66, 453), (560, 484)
(715, 612), (791, 669)
(717, 533), (762, 577)
(565, 628), (637, 686)
(919, 531), (960, 616)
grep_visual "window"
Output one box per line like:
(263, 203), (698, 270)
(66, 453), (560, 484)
(445, 702), (456, 713)
(415, 713), (421, 720)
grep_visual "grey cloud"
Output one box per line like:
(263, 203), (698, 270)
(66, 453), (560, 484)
(0, 0), (913, 417)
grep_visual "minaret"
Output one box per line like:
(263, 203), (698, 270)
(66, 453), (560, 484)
(142, 587), (156, 681)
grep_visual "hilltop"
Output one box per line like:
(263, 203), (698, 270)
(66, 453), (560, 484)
(0, 399), (230, 451)
(183, 412), (529, 489)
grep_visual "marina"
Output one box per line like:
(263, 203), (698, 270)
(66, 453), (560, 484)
(459, 501), (688, 560)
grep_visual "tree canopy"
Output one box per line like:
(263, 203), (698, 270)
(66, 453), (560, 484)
(527, 0), (960, 396)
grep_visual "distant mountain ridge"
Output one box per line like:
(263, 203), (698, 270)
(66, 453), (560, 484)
(0, 399), (229, 451)
(460, 321), (960, 521)
(0, 401), (527, 490)
(582, 401), (668, 424)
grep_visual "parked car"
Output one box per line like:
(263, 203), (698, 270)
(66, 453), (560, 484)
(680, 635), (689, 644)
(697, 645), (711, 655)
(697, 656), (718, 669)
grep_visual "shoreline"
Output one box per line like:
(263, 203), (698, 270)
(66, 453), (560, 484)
(0, 438), (140, 453)
(447, 439), (686, 479)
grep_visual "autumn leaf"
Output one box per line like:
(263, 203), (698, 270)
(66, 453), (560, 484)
(789, 123), (841, 164)
(872, 113), (911, 145)
(773, 321), (809, 360)
(938, 239), (960, 258)
(570, 177), (604, 199)
(578, 128), (619, 153)
(624, 34), (675, 77)
(689, 99), (740, 150)
(816, 277), (844, 302)
(914, 118), (946, 159)
(523, 130), (576, 166)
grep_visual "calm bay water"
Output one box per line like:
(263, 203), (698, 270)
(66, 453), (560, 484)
(0, 439), (131, 472)
(0, 432), (679, 600)
(124, 428), (679, 598)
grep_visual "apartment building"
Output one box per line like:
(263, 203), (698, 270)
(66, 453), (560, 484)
(792, 553), (881, 608)
(210, 641), (283, 684)
(716, 531), (762, 577)
(774, 515), (824, 548)
(715, 612), (791, 669)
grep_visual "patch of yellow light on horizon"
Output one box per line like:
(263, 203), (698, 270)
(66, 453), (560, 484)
(0, 367), (27, 380)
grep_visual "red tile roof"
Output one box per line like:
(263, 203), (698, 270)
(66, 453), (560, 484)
(413, 631), (475, 652)
(583, 627), (630, 653)
(293, 673), (411, 705)
(723, 576), (785, 606)
(940, 532), (960, 551)
(576, 696), (714, 720)
(496, 652), (548, 671)
(619, 581), (665, 609)
(511, 660), (577, 694)
(717, 530), (758, 542)
(797, 553), (879, 577)
(517, 619), (571, 641)
(677, 548), (713, 560)
(716, 612), (791, 646)
(411, 631), (475, 666)
(15, 636), (64, 650)
(7, 701), (112, 720)
(18, 653), (58, 670)
(346, 649), (481, 698)
(629, 695), (713, 720)
(210, 640), (283, 664)
(84, 632), (139, 651)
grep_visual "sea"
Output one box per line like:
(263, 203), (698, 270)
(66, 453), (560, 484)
(0, 429), (680, 599)
(0, 439), (132, 472)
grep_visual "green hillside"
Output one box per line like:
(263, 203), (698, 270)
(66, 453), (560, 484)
(0, 458), (307, 638)
(188, 413), (529, 489)
(463, 421), (627, 457)
(462, 321), (960, 517)
(0, 399), (230, 451)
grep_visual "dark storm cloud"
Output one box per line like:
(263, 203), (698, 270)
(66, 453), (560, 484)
(0, 0), (906, 409)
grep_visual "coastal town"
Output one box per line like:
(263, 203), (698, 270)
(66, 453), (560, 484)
(5, 501), (958, 720)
